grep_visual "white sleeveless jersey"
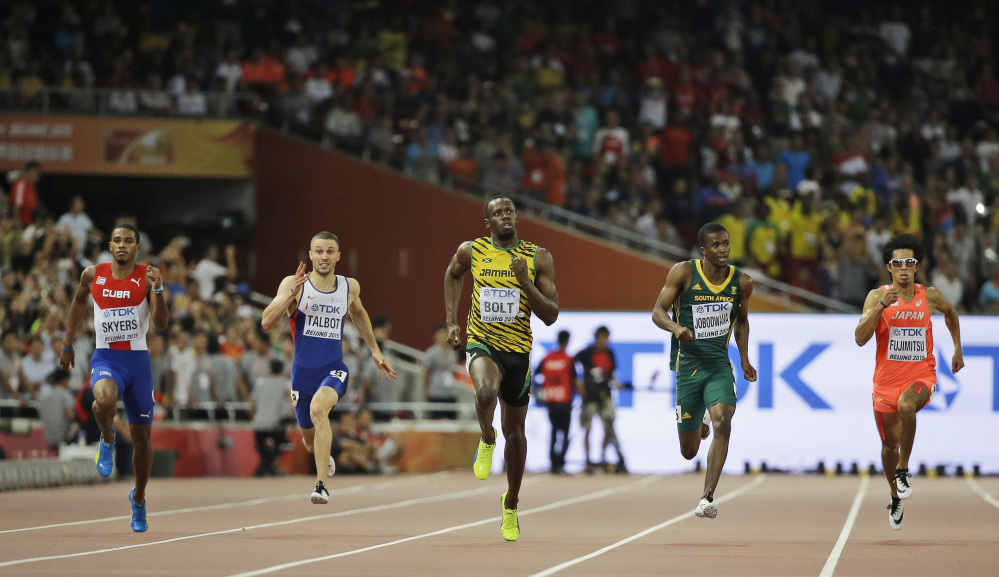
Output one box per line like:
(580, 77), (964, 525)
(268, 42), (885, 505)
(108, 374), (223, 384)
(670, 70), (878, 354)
(290, 276), (349, 368)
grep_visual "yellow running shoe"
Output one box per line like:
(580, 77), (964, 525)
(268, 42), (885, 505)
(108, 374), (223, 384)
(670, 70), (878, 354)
(472, 427), (496, 480)
(500, 492), (520, 541)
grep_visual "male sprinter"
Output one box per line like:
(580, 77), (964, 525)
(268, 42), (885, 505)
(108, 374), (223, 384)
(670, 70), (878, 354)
(855, 233), (963, 530)
(445, 195), (559, 541)
(652, 222), (757, 519)
(61, 224), (169, 532)
(261, 231), (395, 503)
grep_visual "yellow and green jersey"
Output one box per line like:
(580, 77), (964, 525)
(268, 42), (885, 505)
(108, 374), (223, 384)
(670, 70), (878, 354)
(669, 259), (742, 373)
(467, 237), (539, 353)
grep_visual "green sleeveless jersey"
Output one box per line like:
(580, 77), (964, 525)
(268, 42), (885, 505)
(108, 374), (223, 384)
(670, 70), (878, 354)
(669, 259), (742, 373)
(467, 237), (539, 353)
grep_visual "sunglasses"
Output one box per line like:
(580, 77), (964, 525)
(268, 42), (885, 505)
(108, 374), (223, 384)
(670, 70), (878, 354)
(888, 258), (919, 267)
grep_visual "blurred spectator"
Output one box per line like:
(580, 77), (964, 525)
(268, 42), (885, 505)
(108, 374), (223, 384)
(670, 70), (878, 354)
(38, 368), (75, 450)
(931, 253), (965, 312)
(191, 244), (237, 302)
(9, 161), (40, 228)
(55, 195), (97, 258)
(980, 263), (999, 314)
(0, 332), (26, 409)
(250, 358), (292, 477)
(360, 315), (396, 420)
(574, 326), (626, 474)
(421, 324), (457, 420)
(19, 335), (51, 399)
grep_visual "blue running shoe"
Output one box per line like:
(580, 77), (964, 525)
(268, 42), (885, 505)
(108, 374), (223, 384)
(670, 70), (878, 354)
(95, 431), (115, 478)
(129, 488), (148, 532)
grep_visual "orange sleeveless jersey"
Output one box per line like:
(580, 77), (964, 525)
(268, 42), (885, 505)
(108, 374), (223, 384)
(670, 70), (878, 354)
(873, 284), (936, 389)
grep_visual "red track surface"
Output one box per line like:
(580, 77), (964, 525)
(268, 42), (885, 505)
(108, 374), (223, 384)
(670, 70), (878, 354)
(1, 472), (997, 576)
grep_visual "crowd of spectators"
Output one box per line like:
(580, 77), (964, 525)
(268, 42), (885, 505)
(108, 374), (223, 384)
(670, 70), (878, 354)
(2, 0), (999, 313)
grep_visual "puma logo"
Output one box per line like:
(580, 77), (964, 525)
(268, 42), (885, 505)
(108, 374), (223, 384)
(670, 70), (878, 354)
(130, 278), (141, 287)
(139, 413), (151, 418)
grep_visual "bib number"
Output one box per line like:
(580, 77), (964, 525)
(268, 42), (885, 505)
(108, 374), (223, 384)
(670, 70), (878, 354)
(329, 370), (347, 381)
(291, 390), (299, 407)
(690, 302), (733, 339)
(887, 326), (927, 361)
(479, 287), (521, 323)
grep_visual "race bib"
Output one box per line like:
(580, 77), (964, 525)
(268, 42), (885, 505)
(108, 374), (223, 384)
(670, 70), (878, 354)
(690, 302), (733, 339)
(291, 390), (299, 407)
(100, 306), (141, 343)
(887, 326), (927, 361)
(479, 287), (521, 323)
(303, 302), (343, 339)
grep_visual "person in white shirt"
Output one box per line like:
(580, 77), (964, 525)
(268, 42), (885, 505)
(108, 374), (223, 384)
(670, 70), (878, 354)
(56, 195), (97, 257)
(930, 253), (964, 312)
(215, 49), (243, 92)
(20, 336), (55, 398)
(191, 244), (237, 301)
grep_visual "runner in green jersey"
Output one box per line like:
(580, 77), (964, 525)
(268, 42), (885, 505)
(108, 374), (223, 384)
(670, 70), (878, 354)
(652, 222), (757, 520)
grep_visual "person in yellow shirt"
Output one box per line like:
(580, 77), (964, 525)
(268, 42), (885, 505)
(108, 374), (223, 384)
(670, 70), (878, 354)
(715, 199), (751, 266)
(788, 198), (822, 270)
(747, 201), (782, 278)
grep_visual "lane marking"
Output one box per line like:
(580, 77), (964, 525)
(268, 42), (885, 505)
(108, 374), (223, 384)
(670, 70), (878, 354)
(0, 473), (448, 534)
(0, 477), (523, 568)
(225, 475), (662, 577)
(966, 477), (999, 510)
(818, 475), (869, 577)
(528, 474), (767, 577)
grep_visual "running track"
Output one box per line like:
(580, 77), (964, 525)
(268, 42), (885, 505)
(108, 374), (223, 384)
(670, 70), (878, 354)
(1, 472), (997, 576)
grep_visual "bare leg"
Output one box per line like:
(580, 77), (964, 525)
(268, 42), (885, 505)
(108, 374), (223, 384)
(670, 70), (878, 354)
(130, 424), (153, 503)
(91, 379), (118, 444)
(309, 387), (340, 484)
(469, 358), (501, 445)
(702, 403), (735, 500)
(501, 401), (529, 510)
(876, 410), (901, 498)
(896, 383), (931, 470)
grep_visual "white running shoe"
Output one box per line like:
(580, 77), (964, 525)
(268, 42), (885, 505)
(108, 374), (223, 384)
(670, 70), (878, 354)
(895, 470), (912, 499)
(695, 497), (717, 519)
(888, 497), (904, 530)
(328, 456), (336, 478)
(701, 411), (711, 439)
(311, 480), (330, 504)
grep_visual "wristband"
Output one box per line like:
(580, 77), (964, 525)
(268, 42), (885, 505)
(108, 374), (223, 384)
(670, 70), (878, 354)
(153, 285), (164, 294)
(878, 299), (887, 308)
(62, 346), (73, 352)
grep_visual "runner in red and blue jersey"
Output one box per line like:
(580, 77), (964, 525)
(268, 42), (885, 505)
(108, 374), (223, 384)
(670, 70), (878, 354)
(62, 224), (169, 532)
(261, 231), (396, 504)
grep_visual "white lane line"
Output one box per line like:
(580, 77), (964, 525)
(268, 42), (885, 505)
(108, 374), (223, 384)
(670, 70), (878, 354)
(818, 475), (869, 577)
(528, 474), (767, 577)
(0, 477), (520, 569)
(226, 475), (662, 577)
(966, 476), (999, 510)
(0, 473), (448, 534)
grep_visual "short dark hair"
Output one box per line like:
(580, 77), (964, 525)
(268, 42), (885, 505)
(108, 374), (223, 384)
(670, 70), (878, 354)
(312, 231), (339, 245)
(557, 330), (570, 344)
(697, 222), (729, 248)
(269, 358), (284, 375)
(113, 223), (140, 238)
(595, 326), (609, 337)
(372, 315), (390, 330)
(484, 195), (514, 218)
(25, 161), (40, 171)
(881, 233), (924, 265)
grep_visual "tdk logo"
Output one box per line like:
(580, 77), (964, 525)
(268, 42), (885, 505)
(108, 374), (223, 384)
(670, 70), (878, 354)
(483, 288), (518, 298)
(696, 303), (728, 314)
(310, 304), (342, 314)
(892, 328), (924, 337)
(103, 308), (136, 318)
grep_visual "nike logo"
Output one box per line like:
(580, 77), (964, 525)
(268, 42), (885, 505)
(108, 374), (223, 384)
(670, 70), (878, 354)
(130, 278), (141, 287)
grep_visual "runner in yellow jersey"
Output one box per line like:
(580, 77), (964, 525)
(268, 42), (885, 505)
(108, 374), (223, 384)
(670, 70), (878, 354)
(444, 195), (559, 541)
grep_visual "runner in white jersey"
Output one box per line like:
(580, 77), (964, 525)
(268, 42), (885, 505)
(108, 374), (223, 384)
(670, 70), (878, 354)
(262, 231), (396, 503)
(62, 224), (170, 532)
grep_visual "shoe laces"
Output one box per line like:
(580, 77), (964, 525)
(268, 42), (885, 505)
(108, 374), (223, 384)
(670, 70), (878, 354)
(888, 498), (901, 516)
(314, 481), (328, 495)
(896, 471), (911, 488)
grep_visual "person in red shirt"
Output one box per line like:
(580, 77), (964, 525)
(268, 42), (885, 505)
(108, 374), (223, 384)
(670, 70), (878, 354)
(855, 234), (964, 531)
(536, 330), (577, 474)
(9, 161), (40, 227)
